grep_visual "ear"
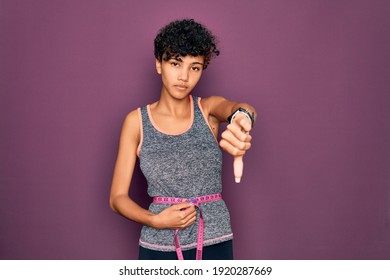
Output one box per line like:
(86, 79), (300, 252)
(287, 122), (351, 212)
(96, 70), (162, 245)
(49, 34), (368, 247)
(155, 59), (162, 75)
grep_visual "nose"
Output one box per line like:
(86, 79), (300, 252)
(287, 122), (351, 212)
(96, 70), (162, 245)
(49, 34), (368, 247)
(178, 68), (189, 82)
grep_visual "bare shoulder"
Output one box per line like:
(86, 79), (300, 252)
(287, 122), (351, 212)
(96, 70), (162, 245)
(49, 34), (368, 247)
(200, 95), (237, 123)
(124, 109), (140, 123)
(121, 109), (141, 144)
(200, 96), (227, 113)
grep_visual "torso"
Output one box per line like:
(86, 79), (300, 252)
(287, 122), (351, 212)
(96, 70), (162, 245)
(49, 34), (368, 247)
(137, 95), (233, 251)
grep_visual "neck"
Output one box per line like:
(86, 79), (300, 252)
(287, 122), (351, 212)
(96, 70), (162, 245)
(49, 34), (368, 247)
(155, 94), (192, 117)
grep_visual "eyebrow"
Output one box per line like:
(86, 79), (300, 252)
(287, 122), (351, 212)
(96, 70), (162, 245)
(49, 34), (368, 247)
(191, 62), (204, 66)
(171, 57), (204, 66)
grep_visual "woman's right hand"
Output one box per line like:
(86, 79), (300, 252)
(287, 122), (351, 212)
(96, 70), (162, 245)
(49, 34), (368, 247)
(152, 202), (197, 230)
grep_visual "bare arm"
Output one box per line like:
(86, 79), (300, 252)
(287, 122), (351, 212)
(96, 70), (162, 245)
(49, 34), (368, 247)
(201, 96), (257, 156)
(201, 96), (257, 125)
(109, 110), (196, 229)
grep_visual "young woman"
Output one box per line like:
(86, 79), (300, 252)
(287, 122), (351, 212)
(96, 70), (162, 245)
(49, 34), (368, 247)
(109, 19), (257, 260)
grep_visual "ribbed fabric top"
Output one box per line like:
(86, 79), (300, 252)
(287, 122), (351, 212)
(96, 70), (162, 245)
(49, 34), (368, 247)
(138, 95), (233, 252)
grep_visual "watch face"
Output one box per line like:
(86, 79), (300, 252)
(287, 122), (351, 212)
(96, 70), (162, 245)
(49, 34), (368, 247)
(227, 108), (254, 126)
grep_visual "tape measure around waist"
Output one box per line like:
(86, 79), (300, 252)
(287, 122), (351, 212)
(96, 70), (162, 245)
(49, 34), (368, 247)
(153, 193), (222, 260)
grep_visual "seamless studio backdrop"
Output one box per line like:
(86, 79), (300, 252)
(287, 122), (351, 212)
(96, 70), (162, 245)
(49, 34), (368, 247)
(1, 0), (390, 260)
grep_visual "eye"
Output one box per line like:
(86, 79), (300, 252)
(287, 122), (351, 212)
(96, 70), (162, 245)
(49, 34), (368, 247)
(192, 66), (201, 71)
(171, 62), (179, 67)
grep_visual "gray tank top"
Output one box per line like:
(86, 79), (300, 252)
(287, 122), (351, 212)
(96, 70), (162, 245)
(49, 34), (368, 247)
(138, 95), (233, 252)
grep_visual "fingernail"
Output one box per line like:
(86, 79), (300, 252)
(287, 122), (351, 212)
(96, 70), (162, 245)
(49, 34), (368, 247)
(189, 199), (197, 205)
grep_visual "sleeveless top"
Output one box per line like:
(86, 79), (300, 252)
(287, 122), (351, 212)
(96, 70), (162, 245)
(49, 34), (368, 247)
(137, 95), (233, 252)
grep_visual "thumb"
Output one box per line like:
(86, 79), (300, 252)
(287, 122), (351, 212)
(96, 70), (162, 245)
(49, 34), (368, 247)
(233, 155), (244, 183)
(236, 115), (252, 133)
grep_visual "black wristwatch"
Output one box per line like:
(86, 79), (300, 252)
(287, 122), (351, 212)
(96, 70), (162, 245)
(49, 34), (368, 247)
(227, 107), (255, 127)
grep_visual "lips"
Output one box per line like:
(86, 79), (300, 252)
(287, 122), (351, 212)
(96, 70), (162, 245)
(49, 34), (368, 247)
(175, 84), (188, 90)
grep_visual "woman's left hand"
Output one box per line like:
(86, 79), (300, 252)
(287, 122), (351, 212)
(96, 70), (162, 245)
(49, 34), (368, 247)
(219, 114), (252, 156)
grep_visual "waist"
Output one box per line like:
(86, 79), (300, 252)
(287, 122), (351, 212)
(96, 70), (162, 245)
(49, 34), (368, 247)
(153, 193), (222, 205)
(152, 193), (222, 260)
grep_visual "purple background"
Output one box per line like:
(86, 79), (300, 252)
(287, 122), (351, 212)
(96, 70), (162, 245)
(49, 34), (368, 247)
(1, 0), (390, 260)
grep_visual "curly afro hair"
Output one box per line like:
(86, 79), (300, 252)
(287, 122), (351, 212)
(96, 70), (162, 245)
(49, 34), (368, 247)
(154, 19), (220, 69)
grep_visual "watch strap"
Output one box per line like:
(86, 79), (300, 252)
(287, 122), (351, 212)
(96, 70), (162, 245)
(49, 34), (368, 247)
(227, 107), (254, 127)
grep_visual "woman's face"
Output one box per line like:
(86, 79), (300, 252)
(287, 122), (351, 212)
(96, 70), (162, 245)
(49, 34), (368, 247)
(156, 55), (204, 100)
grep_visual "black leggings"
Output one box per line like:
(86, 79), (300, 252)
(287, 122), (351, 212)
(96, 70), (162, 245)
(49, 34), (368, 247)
(138, 240), (233, 260)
